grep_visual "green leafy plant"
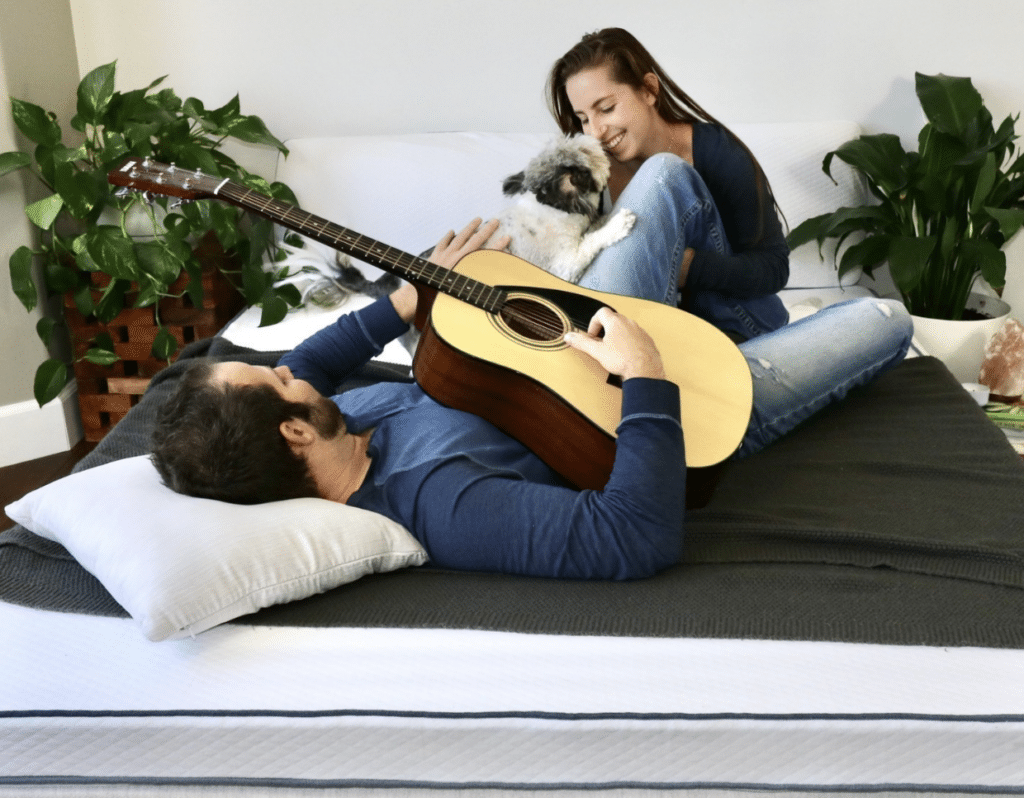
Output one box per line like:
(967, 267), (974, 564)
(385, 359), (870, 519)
(787, 73), (1024, 320)
(1, 61), (304, 406)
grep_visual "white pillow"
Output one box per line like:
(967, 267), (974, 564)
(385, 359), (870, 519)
(6, 455), (427, 642)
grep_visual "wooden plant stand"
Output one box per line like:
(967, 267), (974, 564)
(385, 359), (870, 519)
(65, 233), (245, 441)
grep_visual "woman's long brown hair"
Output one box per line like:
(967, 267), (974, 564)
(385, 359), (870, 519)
(546, 28), (784, 233)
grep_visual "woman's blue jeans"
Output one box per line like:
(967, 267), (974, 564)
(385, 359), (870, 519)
(579, 153), (788, 339)
(576, 153), (913, 459)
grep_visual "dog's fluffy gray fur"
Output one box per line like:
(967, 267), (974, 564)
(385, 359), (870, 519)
(485, 135), (635, 283)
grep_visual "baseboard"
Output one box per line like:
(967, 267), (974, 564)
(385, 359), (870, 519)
(0, 383), (84, 468)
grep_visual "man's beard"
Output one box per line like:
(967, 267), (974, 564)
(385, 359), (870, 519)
(310, 395), (346, 439)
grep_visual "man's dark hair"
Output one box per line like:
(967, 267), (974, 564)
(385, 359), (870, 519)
(151, 359), (321, 504)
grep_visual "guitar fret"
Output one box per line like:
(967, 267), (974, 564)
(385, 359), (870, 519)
(216, 180), (506, 313)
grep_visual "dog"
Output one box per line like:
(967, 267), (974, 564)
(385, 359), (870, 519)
(484, 135), (636, 283)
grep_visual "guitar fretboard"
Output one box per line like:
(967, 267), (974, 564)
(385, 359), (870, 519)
(218, 181), (507, 313)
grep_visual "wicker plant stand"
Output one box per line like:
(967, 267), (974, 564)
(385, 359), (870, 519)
(65, 233), (245, 441)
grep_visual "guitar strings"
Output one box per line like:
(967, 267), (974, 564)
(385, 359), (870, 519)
(222, 182), (592, 338)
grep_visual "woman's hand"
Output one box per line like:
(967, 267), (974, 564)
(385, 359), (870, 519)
(564, 307), (666, 382)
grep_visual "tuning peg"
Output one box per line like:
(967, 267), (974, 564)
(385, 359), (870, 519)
(113, 187), (132, 199)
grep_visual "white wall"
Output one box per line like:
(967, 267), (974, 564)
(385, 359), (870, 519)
(0, 0), (83, 466)
(64, 0), (1024, 306)
(68, 0), (1024, 144)
(2, 0), (1023, 464)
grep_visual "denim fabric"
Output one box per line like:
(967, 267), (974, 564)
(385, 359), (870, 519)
(737, 297), (913, 458)
(578, 153), (788, 339)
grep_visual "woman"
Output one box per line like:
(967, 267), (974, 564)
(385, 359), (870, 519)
(547, 27), (789, 342)
(544, 29), (913, 459)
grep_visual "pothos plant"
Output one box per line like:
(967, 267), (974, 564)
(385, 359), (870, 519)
(787, 72), (1024, 321)
(1, 61), (305, 406)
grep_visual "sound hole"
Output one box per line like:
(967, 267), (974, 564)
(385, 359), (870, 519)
(498, 297), (565, 343)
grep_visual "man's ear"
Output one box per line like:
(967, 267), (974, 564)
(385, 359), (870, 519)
(279, 417), (317, 449)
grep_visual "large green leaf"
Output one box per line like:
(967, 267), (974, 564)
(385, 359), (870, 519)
(986, 206), (1024, 241)
(83, 347), (121, 366)
(151, 326), (178, 360)
(25, 193), (64, 230)
(838, 234), (893, 280)
(8, 246), (37, 311)
(36, 316), (57, 348)
(970, 151), (998, 215)
(785, 213), (832, 250)
(258, 289), (289, 327)
(43, 259), (80, 294)
(11, 99), (61, 146)
(53, 161), (99, 219)
(33, 359), (67, 407)
(76, 61), (117, 127)
(225, 115), (288, 153)
(72, 282), (95, 316)
(916, 126), (966, 193)
(818, 205), (890, 243)
(0, 151), (31, 177)
(888, 235), (937, 294)
(93, 278), (129, 323)
(826, 134), (909, 195)
(84, 226), (141, 281)
(135, 240), (182, 287)
(915, 73), (983, 139)
(960, 238), (1007, 289)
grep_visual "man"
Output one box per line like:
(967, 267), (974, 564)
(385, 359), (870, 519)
(152, 219), (686, 581)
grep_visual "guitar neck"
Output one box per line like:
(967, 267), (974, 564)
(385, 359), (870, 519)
(215, 179), (505, 313)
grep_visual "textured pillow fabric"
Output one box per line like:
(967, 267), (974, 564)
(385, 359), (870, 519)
(6, 455), (427, 641)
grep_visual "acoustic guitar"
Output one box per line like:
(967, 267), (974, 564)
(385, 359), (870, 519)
(109, 157), (753, 490)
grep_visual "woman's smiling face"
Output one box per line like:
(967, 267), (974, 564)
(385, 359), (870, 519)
(564, 63), (661, 163)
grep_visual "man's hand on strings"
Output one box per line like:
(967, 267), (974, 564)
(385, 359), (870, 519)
(564, 307), (666, 382)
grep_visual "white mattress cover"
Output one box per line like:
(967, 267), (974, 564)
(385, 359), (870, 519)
(3, 601), (1024, 790)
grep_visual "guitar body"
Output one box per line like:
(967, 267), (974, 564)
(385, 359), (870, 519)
(108, 157), (754, 491)
(413, 250), (753, 489)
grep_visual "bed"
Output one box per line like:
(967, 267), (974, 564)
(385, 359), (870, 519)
(2, 124), (1024, 795)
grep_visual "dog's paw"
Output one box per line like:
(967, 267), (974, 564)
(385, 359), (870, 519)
(600, 208), (636, 243)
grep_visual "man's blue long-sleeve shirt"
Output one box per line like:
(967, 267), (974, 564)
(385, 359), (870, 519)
(280, 297), (685, 580)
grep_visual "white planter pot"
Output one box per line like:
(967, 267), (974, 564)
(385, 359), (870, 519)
(911, 293), (1012, 383)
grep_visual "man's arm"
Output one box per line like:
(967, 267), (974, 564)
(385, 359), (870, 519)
(283, 219), (508, 394)
(411, 305), (684, 580)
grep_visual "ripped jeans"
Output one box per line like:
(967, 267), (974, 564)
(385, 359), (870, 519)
(574, 153), (912, 459)
(578, 152), (788, 339)
(735, 297), (912, 458)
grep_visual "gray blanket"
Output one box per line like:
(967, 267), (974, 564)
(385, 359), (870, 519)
(3, 341), (1024, 647)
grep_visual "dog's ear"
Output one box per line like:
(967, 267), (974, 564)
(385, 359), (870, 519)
(502, 172), (527, 195)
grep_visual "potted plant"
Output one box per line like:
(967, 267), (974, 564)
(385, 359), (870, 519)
(0, 61), (304, 413)
(787, 72), (1024, 324)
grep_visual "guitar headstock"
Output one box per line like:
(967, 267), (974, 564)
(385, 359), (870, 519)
(107, 157), (225, 202)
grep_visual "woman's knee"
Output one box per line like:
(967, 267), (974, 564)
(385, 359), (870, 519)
(631, 152), (699, 191)
(619, 153), (711, 217)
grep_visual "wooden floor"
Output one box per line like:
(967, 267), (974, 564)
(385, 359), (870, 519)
(0, 440), (96, 531)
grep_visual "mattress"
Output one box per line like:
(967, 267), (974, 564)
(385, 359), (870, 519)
(5, 299), (1024, 793)
(3, 600), (1024, 792)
